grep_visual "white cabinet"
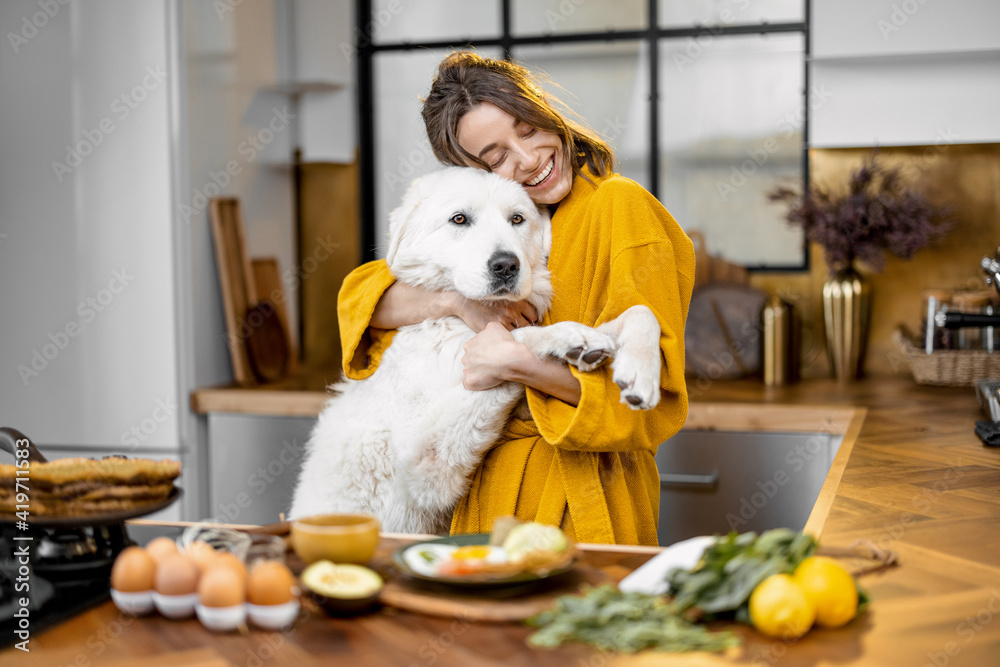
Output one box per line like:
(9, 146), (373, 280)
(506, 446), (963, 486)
(206, 414), (313, 526)
(810, 0), (1000, 147)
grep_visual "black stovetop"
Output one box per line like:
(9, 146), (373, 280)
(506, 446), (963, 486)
(0, 523), (181, 647)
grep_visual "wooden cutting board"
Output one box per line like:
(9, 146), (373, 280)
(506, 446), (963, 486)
(377, 562), (610, 622)
(252, 257), (298, 373)
(209, 198), (258, 386)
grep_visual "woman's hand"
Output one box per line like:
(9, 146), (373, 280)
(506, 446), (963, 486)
(453, 297), (538, 333)
(461, 322), (526, 390)
(462, 322), (582, 405)
(371, 282), (538, 333)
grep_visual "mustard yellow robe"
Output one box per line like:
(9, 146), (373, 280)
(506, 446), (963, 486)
(338, 170), (695, 545)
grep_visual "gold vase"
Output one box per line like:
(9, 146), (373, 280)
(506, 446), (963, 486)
(822, 266), (871, 382)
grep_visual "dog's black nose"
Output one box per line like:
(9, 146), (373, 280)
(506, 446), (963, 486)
(489, 252), (520, 280)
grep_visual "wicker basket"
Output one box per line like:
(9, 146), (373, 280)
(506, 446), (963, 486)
(893, 328), (1000, 387)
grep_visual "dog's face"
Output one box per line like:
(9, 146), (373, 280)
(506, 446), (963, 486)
(386, 167), (552, 304)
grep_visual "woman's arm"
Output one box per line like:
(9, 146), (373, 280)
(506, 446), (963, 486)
(372, 282), (540, 332)
(461, 323), (582, 406)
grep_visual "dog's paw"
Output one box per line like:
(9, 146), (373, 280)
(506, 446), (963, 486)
(612, 354), (660, 410)
(549, 322), (616, 372)
(518, 321), (615, 371)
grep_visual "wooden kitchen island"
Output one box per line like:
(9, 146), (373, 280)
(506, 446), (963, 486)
(5, 376), (999, 666)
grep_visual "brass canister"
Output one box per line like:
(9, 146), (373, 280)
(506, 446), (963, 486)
(762, 295), (799, 386)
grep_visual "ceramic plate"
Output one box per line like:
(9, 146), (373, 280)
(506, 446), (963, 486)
(391, 533), (575, 590)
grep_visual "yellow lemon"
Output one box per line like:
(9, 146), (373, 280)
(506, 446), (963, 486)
(749, 573), (816, 639)
(793, 556), (859, 628)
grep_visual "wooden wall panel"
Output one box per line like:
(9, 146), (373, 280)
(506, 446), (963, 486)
(299, 161), (361, 371)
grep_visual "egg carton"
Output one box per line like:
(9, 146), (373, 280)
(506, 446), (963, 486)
(974, 380), (1000, 421)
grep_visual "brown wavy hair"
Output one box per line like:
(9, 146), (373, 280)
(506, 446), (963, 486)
(421, 51), (615, 180)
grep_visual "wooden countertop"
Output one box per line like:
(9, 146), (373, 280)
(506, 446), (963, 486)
(10, 375), (1000, 665)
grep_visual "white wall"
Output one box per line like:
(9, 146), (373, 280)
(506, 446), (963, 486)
(182, 0), (296, 393)
(810, 0), (1000, 147)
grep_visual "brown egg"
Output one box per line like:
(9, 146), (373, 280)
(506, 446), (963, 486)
(198, 565), (246, 608)
(247, 561), (297, 606)
(154, 554), (201, 596)
(111, 546), (156, 592)
(146, 536), (180, 565)
(184, 540), (219, 573)
(212, 552), (248, 582)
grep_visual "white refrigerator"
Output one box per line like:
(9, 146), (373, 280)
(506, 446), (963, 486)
(0, 0), (196, 520)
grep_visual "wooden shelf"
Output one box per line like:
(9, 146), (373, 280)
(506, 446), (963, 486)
(190, 362), (339, 416)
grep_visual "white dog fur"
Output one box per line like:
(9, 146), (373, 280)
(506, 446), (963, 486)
(289, 167), (663, 534)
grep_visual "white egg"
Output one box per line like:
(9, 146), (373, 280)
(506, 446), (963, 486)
(403, 544), (456, 577)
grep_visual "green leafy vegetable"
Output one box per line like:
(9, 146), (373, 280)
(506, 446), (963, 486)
(666, 528), (817, 617)
(526, 585), (739, 653)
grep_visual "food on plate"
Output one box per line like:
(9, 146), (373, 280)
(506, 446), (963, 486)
(247, 561), (297, 606)
(301, 561), (383, 616)
(0, 456), (180, 515)
(748, 573), (815, 639)
(403, 518), (575, 580)
(498, 521), (570, 572)
(526, 584), (739, 653)
(145, 536), (180, 564)
(792, 556), (859, 628)
(404, 543), (511, 578)
(110, 546), (156, 593)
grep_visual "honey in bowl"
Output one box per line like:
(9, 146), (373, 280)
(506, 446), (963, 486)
(290, 513), (380, 565)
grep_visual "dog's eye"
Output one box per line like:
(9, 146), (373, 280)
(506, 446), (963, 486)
(511, 213), (524, 225)
(450, 213), (467, 225)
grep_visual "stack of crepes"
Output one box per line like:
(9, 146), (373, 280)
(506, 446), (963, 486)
(0, 456), (181, 516)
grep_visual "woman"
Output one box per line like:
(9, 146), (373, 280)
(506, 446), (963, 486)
(338, 52), (695, 545)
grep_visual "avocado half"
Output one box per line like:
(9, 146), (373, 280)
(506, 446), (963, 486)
(300, 561), (383, 616)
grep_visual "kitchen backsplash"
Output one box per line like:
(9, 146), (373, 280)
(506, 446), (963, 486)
(750, 143), (1000, 377)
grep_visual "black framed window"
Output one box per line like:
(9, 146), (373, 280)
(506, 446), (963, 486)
(356, 0), (810, 270)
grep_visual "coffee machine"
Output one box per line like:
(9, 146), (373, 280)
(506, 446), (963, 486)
(933, 247), (1000, 345)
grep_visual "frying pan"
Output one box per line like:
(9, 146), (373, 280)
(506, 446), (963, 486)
(0, 426), (181, 527)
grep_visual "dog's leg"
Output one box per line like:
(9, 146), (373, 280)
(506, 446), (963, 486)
(597, 305), (662, 410)
(513, 321), (616, 372)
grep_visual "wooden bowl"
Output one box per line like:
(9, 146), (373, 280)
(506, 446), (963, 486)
(290, 514), (380, 565)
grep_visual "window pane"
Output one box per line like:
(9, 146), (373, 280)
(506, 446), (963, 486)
(659, 0), (803, 28)
(512, 0), (645, 36)
(373, 49), (503, 257)
(370, 0), (500, 44)
(658, 33), (805, 266)
(512, 42), (649, 189)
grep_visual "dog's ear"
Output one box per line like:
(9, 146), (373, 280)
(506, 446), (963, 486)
(386, 175), (428, 268)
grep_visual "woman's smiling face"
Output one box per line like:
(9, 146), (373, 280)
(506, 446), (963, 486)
(456, 102), (573, 206)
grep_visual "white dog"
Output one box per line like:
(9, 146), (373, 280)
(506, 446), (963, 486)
(289, 167), (662, 534)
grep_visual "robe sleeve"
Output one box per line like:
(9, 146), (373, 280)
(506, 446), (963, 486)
(525, 184), (695, 454)
(337, 259), (398, 380)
